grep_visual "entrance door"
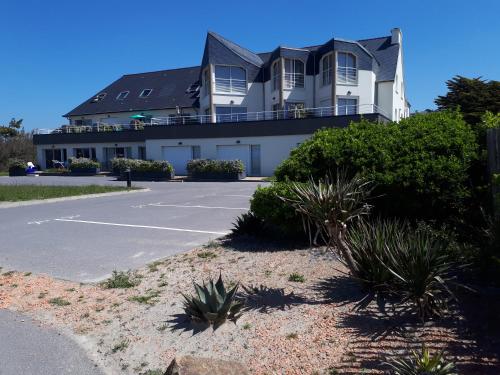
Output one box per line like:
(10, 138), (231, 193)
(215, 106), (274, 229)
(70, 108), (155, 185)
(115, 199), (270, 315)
(216, 145), (251, 175)
(162, 146), (193, 175)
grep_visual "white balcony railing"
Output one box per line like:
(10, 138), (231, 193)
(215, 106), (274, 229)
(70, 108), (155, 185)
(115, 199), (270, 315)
(214, 78), (246, 94)
(34, 104), (388, 135)
(337, 66), (357, 84)
(283, 73), (304, 89)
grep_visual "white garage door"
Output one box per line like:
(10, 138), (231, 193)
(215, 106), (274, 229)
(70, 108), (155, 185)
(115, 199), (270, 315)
(216, 145), (250, 175)
(162, 146), (192, 175)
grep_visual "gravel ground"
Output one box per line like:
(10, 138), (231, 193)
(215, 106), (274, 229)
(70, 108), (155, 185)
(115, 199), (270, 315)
(0, 238), (498, 374)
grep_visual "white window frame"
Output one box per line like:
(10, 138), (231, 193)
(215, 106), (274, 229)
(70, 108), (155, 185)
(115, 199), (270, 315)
(321, 53), (333, 87)
(214, 105), (248, 122)
(284, 58), (305, 89)
(336, 96), (359, 115)
(116, 91), (129, 100)
(139, 89), (153, 98)
(214, 65), (247, 94)
(336, 52), (358, 85)
(203, 68), (210, 97)
(91, 92), (106, 102)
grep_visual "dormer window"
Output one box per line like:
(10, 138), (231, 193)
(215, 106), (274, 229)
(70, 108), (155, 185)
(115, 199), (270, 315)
(214, 65), (246, 94)
(116, 91), (129, 100)
(272, 61), (280, 91)
(321, 54), (333, 86)
(90, 93), (106, 103)
(284, 59), (304, 88)
(139, 89), (153, 98)
(337, 52), (357, 84)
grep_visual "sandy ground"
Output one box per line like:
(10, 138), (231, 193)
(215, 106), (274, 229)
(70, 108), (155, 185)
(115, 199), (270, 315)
(0, 238), (499, 375)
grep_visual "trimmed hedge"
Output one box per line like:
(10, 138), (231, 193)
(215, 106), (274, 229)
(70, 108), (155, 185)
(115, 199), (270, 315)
(69, 158), (100, 171)
(8, 158), (26, 176)
(274, 111), (479, 221)
(250, 182), (304, 237)
(187, 159), (244, 179)
(111, 158), (174, 180)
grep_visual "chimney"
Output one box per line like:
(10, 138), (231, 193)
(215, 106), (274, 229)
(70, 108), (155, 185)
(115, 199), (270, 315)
(391, 28), (402, 44)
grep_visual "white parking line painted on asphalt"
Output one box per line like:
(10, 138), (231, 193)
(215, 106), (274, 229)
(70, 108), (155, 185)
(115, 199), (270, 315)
(223, 194), (252, 198)
(150, 204), (247, 210)
(54, 218), (229, 235)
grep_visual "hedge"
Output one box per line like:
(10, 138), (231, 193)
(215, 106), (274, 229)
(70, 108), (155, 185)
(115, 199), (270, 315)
(69, 158), (100, 171)
(273, 111), (479, 222)
(187, 159), (244, 179)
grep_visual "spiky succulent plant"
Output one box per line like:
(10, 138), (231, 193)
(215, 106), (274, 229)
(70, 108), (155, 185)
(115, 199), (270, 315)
(386, 345), (457, 375)
(182, 274), (244, 327)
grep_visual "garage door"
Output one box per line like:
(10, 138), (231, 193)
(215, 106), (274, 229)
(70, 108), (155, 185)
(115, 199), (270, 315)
(216, 145), (251, 175)
(162, 146), (192, 175)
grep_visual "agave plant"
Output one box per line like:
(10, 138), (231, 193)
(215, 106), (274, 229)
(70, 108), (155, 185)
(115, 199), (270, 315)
(231, 211), (267, 237)
(281, 170), (373, 277)
(386, 345), (457, 375)
(182, 273), (244, 327)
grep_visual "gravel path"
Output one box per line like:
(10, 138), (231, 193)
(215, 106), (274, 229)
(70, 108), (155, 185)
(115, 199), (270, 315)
(1, 240), (498, 374)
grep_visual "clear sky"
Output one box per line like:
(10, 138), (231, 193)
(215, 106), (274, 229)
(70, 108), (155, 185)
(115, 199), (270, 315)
(1, 0), (499, 130)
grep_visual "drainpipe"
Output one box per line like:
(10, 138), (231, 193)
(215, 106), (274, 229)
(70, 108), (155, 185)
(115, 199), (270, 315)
(332, 50), (337, 114)
(208, 64), (215, 123)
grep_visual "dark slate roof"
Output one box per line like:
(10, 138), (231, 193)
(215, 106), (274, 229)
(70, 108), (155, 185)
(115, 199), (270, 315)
(64, 66), (200, 117)
(358, 36), (399, 81)
(207, 31), (264, 67)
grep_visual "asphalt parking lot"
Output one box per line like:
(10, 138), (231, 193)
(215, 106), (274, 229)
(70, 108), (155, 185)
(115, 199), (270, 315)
(0, 177), (263, 282)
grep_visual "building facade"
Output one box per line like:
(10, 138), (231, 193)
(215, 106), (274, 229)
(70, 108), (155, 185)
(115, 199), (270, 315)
(34, 29), (409, 176)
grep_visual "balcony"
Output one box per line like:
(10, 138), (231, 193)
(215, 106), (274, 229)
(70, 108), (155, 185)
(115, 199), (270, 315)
(337, 66), (357, 84)
(34, 104), (388, 135)
(214, 77), (246, 94)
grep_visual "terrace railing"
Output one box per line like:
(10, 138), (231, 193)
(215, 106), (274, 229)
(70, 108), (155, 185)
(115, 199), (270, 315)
(34, 104), (388, 135)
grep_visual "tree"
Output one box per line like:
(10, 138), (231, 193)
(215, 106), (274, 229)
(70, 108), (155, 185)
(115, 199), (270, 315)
(435, 76), (500, 126)
(0, 118), (23, 138)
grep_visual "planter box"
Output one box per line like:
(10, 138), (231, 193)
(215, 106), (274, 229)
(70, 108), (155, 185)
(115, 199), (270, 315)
(188, 171), (246, 181)
(69, 167), (99, 176)
(8, 167), (26, 177)
(120, 170), (174, 181)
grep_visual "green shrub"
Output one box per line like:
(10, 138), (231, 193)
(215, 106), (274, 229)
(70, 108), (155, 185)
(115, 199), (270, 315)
(187, 159), (244, 175)
(250, 182), (303, 237)
(111, 158), (173, 174)
(69, 157), (100, 170)
(386, 345), (457, 374)
(101, 271), (138, 289)
(111, 157), (133, 172)
(274, 111), (478, 222)
(8, 158), (26, 169)
(231, 211), (269, 237)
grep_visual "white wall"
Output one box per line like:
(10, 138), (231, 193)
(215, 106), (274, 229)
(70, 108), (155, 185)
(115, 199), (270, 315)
(146, 134), (311, 176)
(211, 81), (264, 113)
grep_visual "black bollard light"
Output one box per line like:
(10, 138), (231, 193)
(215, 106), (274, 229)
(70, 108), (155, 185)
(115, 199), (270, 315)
(126, 167), (132, 188)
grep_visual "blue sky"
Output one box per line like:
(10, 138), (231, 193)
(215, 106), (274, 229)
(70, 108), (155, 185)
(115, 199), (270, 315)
(1, 0), (499, 130)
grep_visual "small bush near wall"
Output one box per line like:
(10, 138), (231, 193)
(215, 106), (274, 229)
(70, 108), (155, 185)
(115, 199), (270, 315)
(112, 158), (174, 180)
(68, 158), (100, 175)
(250, 182), (304, 238)
(8, 158), (26, 176)
(274, 111), (478, 223)
(187, 159), (245, 180)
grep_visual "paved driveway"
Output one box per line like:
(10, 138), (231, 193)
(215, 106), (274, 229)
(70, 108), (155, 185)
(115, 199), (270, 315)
(0, 177), (263, 282)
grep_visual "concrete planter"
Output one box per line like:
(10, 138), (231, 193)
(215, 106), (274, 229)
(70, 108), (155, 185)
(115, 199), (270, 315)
(8, 167), (26, 177)
(69, 167), (99, 176)
(188, 171), (245, 181)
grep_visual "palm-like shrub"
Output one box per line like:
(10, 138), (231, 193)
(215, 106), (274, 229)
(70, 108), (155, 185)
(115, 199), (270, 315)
(387, 345), (457, 374)
(345, 218), (404, 290)
(384, 227), (456, 320)
(182, 274), (243, 327)
(231, 211), (268, 237)
(282, 171), (373, 277)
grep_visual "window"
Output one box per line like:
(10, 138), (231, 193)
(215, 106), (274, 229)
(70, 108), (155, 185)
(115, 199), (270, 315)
(321, 54), (333, 86)
(284, 59), (304, 88)
(192, 146), (201, 159)
(139, 89), (153, 98)
(337, 53), (357, 84)
(214, 66), (246, 94)
(138, 146), (146, 160)
(215, 106), (247, 123)
(337, 97), (358, 115)
(116, 91), (129, 100)
(90, 93), (106, 103)
(74, 119), (92, 126)
(73, 148), (96, 159)
(203, 69), (210, 96)
(272, 61), (280, 91)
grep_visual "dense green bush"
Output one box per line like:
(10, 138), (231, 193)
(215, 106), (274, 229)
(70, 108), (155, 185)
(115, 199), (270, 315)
(250, 182), (303, 236)
(69, 157), (100, 170)
(111, 158), (133, 172)
(187, 159), (244, 176)
(275, 111), (478, 222)
(8, 158), (26, 170)
(111, 158), (173, 174)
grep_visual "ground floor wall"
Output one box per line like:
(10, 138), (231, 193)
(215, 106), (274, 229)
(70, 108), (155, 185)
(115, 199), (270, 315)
(35, 134), (311, 176)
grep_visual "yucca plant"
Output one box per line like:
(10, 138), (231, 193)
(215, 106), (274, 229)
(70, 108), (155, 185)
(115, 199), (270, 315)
(281, 171), (373, 278)
(181, 273), (244, 327)
(345, 218), (405, 290)
(384, 228), (456, 320)
(231, 211), (268, 237)
(386, 345), (457, 374)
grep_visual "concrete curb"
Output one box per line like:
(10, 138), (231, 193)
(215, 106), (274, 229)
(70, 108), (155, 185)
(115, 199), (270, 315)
(0, 188), (151, 209)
